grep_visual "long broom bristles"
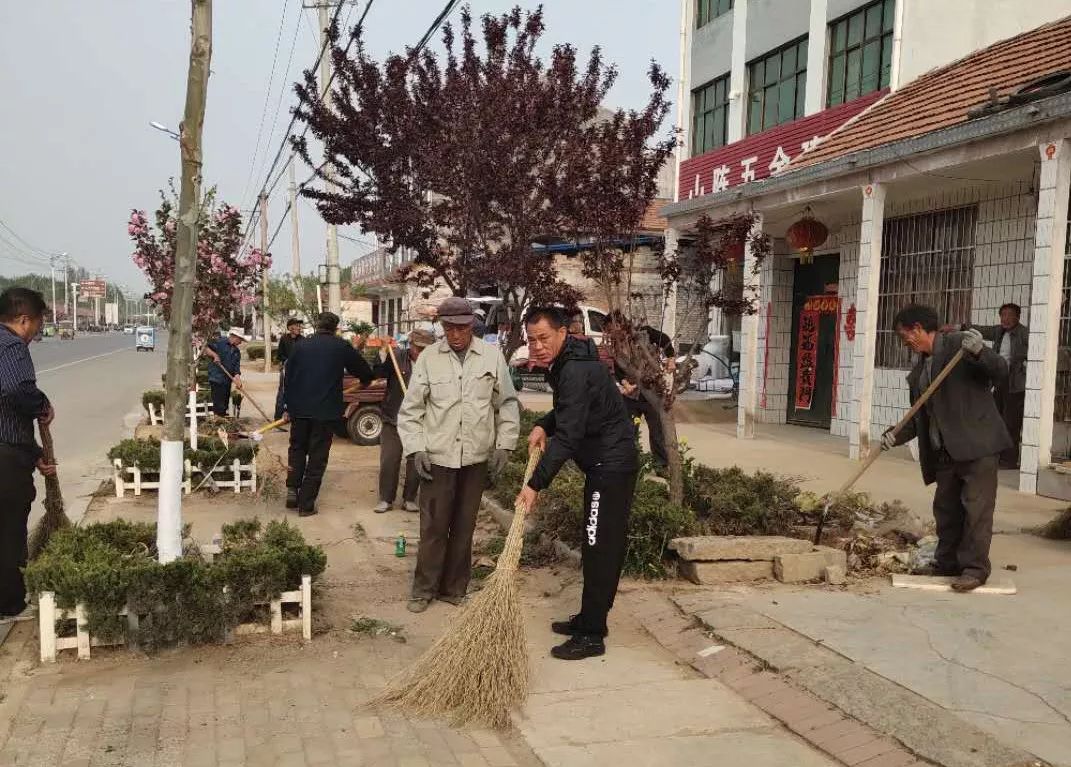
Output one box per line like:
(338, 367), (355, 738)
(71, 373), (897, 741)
(27, 423), (71, 560)
(1035, 507), (1071, 540)
(372, 449), (542, 729)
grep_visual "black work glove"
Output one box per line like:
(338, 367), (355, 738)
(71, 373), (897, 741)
(413, 451), (434, 481)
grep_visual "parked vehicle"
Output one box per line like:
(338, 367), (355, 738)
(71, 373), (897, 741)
(123, 326), (135, 334)
(135, 325), (155, 352)
(342, 375), (387, 446)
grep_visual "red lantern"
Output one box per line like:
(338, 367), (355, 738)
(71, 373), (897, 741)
(786, 207), (829, 265)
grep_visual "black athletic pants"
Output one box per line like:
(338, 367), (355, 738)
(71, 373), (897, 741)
(209, 380), (232, 417)
(0, 445), (36, 616)
(287, 418), (334, 511)
(576, 468), (638, 638)
(932, 453), (997, 582)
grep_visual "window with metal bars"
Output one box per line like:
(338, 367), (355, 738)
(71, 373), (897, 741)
(1054, 192), (1071, 435)
(875, 205), (978, 369)
(696, 0), (732, 28)
(747, 36), (808, 135)
(827, 0), (894, 107)
(691, 74), (730, 155)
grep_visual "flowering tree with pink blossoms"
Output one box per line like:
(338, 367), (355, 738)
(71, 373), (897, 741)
(129, 189), (270, 346)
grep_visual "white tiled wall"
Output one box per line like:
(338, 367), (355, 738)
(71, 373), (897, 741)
(755, 247), (795, 424)
(867, 182), (1037, 437)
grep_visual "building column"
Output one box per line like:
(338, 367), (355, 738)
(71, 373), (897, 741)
(803, 0), (829, 115)
(850, 183), (886, 460)
(727, 0), (748, 144)
(737, 212), (763, 439)
(1020, 139), (1071, 494)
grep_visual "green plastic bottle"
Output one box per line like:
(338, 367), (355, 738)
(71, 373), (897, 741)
(394, 532), (407, 557)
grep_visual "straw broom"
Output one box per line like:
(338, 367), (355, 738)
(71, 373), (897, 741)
(27, 422), (70, 559)
(372, 447), (543, 729)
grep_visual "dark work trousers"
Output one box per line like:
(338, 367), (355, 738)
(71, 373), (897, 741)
(932, 453), (998, 581)
(412, 463), (488, 601)
(626, 397), (667, 468)
(378, 423), (418, 505)
(994, 387), (1024, 468)
(287, 418), (335, 511)
(577, 468), (639, 637)
(273, 366), (286, 420)
(209, 380), (232, 417)
(0, 445), (36, 616)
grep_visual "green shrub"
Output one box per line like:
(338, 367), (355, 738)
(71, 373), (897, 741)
(685, 464), (800, 536)
(624, 482), (697, 578)
(24, 518), (326, 650)
(245, 342), (278, 363)
(141, 389), (166, 414)
(108, 437), (255, 472)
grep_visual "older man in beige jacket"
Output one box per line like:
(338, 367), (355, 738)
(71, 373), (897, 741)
(398, 297), (519, 612)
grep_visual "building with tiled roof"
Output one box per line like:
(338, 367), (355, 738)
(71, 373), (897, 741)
(661, 0), (1071, 513)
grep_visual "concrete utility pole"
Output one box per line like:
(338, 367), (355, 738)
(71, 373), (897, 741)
(317, 3), (342, 314)
(159, 0), (212, 564)
(260, 192), (272, 373)
(288, 159), (301, 283)
(49, 257), (58, 324)
(62, 255), (69, 320)
(71, 283), (78, 332)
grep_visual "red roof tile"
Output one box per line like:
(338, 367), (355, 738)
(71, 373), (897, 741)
(791, 16), (1071, 169)
(639, 199), (671, 232)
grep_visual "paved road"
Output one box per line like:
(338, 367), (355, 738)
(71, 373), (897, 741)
(28, 331), (167, 524)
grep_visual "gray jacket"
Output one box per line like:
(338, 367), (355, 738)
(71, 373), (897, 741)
(894, 332), (1012, 484)
(971, 322), (1028, 394)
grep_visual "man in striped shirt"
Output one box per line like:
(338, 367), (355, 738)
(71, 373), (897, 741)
(0, 288), (56, 621)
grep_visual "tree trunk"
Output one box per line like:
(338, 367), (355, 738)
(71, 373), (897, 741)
(642, 387), (683, 506)
(158, 0), (212, 564)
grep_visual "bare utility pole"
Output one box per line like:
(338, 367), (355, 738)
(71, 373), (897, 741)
(159, 0), (212, 564)
(49, 257), (58, 324)
(260, 192), (272, 373)
(317, 3), (342, 314)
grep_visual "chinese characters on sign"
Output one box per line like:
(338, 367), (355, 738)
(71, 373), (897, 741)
(678, 90), (887, 201)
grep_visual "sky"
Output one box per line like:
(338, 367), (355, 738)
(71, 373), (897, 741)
(0, 0), (679, 299)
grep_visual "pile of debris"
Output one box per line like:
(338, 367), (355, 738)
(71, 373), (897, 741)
(669, 536), (848, 585)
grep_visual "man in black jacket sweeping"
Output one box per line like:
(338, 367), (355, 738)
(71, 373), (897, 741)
(283, 312), (374, 516)
(516, 307), (638, 660)
(882, 304), (1011, 592)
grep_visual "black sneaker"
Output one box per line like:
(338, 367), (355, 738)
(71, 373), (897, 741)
(551, 615), (580, 636)
(551, 635), (605, 661)
(285, 489), (299, 509)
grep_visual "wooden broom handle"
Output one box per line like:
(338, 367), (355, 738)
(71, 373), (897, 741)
(39, 421), (57, 465)
(836, 347), (966, 495)
(201, 350), (273, 422)
(387, 343), (408, 396)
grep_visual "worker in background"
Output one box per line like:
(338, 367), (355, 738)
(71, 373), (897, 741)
(473, 307), (488, 339)
(604, 311), (674, 472)
(517, 306), (638, 660)
(274, 317), (305, 420)
(374, 329), (435, 513)
(204, 327), (248, 417)
(398, 297), (519, 613)
(883, 304), (1010, 592)
(0, 288), (56, 622)
(283, 312), (374, 516)
(956, 304), (1028, 469)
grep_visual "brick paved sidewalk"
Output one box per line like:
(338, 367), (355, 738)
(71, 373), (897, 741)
(0, 622), (539, 767)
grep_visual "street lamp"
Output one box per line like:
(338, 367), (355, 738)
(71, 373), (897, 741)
(150, 121), (180, 141)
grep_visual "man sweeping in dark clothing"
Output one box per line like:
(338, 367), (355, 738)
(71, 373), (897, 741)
(204, 328), (248, 417)
(517, 306), (638, 660)
(0, 288), (56, 621)
(374, 329), (435, 513)
(283, 312), (374, 516)
(274, 317), (305, 420)
(882, 304), (1011, 592)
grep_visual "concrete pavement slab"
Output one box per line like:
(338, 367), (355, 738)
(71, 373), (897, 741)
(534, 731), (839, 767)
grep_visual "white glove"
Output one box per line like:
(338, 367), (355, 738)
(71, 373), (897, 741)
(961, 328), (985, 356)
(880, 430), (897, 451)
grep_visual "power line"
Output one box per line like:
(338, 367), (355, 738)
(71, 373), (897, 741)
(0, 218), (52, 262)
(239, 0), (351, 251)
(239, 0), (293, 211)
(411, 0), (460, 57)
